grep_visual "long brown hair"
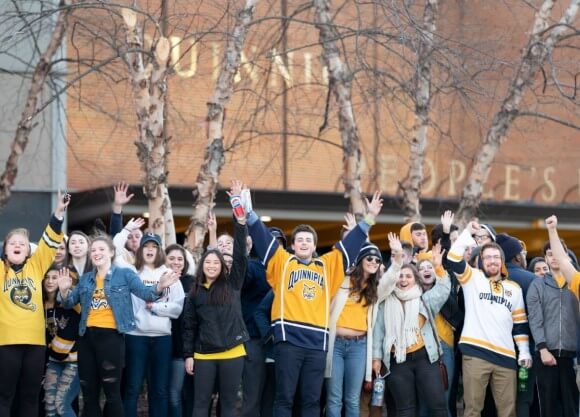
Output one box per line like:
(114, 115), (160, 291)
(190, 249), (231, 305)
(135, 241), (165, 271)
(349, 262), (380, 307)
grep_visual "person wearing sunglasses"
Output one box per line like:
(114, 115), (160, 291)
(325, 233), (404, 417)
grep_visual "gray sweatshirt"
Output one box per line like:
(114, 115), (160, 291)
(526, 273), (579, 356)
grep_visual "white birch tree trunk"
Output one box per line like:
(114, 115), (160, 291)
(313, 0), (366, 216)
(122, 9), (176, 246)
(456, 0), (580, 226)
(0, 0), (71, 209)
(184, 0), (259, 260)
(400, 0), (438, 223)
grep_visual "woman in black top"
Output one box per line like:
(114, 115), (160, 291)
(183, 200), (249, 417)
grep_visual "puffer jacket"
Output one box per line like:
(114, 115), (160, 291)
(527, 273), (579, 356)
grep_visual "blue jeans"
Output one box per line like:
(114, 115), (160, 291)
(169, 358), (185, 417)
(325, 336), (367, 417)
(44, 361), (80, 417)
(419, 341), (454, 417)
(124, 335), (172, 417)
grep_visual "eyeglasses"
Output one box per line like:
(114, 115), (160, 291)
(473, 234), (490, 242)
(482, 255), (502, 261)
(365, 256), (381, 264)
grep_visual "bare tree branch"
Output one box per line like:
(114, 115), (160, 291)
(314, 0), (365, 215)
(456, 0), (580, 226)
(0, 0), (71, 209)
(185, 0), (259, 259)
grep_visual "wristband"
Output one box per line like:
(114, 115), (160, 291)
(364, 214), (376, 226)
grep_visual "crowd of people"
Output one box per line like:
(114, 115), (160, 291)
(0, 180), (578, 417)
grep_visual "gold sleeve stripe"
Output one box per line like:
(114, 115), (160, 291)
(448, 252), (463, 262)
(457, 266), (473, 284)
(511, 308), (525, 315)
(460, 336), (516, 357)
(42, 232), (60, 249)
(514, 335), (529, 342)
(51, 337), (74, 353)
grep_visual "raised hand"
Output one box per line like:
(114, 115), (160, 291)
(365, 191), (383, 220)
(441, 210), (454, 234)
(387, 232), (402, 254)
(545, 215), (557, 231)
(113, 182), (134, 213)
(158, 270), (179, 292)
(467, 220), (480, 236)
(125, 217), (145, 232)
(57, 267), (73, 296)
(342, 213), (357, 233)
(55, 189), (71, 219)
(227, 179), (244, 198)
(431, 242), (444, 269)
(207, 212), (217, 234)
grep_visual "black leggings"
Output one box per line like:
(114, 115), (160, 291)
(0, 344), (45, 417)
(78, 327), (125, 417)
(192, 356), (244, 417)
(387, 348), (448, 417)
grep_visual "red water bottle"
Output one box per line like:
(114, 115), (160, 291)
(230, 195), (245, 220)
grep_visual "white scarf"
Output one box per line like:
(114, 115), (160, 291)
(383, 285), (423, 363)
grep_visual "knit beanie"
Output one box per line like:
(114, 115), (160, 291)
(496, 233), (523, 262)
(355, 243), (382, 265)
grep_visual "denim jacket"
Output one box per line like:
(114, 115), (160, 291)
(62, 265), (160, 336)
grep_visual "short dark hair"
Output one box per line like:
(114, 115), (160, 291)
(291, 224), (317, 245)
(480, 242), (504, 262)
(543, 239), (568, 256)
(431, 223), (458, 245)
(410, 223), (426, 233)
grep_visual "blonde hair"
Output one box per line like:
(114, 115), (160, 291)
(2, 228), (31, 283)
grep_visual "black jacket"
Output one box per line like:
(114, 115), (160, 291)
(182, 221), (249, 356)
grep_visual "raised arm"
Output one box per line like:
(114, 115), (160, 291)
(110, 182), (134, 237)
(377, 233), (403, 300)
(545, 215), (577, 283)
(58, 267), (80, 309)
(112, 217), (144, 268)
(126, 268), (178, 301)
(206, 211), (218, 250)
(30, 190), (68, 273)
(422, 243), (451, 314)
(335, 191), (383, 272)
(447, 221), (478, 284)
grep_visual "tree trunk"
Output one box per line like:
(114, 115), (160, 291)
(399, 0), (438, 223)
(122, 9), (176, 246)
(313, 0), (365, 216)
(0, 0), (71, 210)
(184, 0), (259, 260)
(456, 0), (580, 227)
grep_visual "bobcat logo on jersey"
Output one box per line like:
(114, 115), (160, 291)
(91, 288), (110, 310)
(10, 285), (36, 311)
(302, 284), (316, 300)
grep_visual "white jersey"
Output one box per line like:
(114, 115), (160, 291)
(448, 230), (531, 369)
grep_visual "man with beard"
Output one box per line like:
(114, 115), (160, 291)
(447, 221), (532, 417)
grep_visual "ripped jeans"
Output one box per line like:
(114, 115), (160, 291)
(78, 327), (125, 417)
(44, 361), (80, 417)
